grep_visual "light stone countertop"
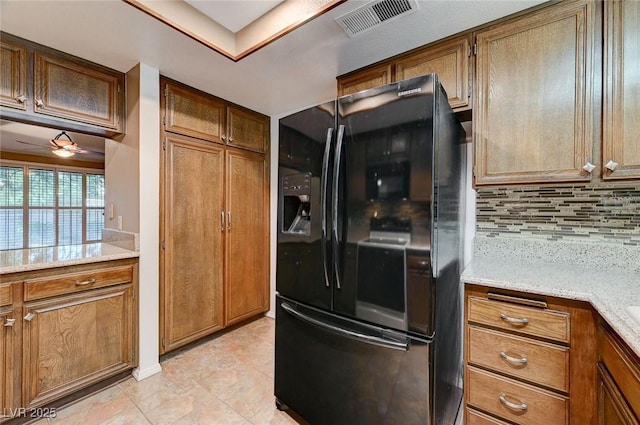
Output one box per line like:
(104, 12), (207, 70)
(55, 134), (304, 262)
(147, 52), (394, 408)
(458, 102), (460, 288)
(0, 243), (139, 275)
(462, 237), (640, 358)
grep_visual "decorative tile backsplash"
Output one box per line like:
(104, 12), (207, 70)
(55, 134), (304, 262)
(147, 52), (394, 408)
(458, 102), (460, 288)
(476, 184), (640, 245)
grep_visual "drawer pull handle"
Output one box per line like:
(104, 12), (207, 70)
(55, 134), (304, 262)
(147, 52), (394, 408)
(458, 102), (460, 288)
(76, 278), (97, 286)
(500, 351), (528, 365)
(500, 313), (529, 325)
(499, 394), (528, 411)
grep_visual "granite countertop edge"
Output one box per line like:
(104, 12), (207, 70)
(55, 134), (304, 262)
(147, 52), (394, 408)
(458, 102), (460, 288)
(1, 243), (140, 275)
(462, 258), (640, 359)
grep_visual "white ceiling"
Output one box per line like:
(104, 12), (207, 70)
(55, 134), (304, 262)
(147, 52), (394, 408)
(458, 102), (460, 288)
(0, 0), (546, 118)
(184, 0), (284, 33)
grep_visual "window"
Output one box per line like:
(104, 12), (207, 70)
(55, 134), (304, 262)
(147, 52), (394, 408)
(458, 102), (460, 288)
(0, 163), (104, 250)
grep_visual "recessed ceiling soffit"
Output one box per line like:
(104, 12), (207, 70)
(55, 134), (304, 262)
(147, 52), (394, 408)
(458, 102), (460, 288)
(122, 0), (347, 62)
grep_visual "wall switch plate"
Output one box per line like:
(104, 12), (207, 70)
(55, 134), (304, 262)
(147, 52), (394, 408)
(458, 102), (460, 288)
(109, 204), (115, 219)
(117, 216), (123, 231)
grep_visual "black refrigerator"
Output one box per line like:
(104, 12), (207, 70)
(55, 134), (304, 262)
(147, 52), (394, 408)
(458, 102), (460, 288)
(275, 74), (466, 425)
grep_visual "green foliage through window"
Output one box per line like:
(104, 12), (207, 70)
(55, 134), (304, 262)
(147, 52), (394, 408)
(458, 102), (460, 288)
(0, 164), (104, 250)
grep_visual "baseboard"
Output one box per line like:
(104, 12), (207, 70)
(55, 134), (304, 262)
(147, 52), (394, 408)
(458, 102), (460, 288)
(132, 363), (162, 381)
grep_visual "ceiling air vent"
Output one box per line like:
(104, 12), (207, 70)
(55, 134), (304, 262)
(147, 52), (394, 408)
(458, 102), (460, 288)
(335, 0), (420, 37)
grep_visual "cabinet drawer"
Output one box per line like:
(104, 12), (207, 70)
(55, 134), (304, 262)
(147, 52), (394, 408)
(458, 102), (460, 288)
(0, 285), (12, 307)
(24, 265), (133, 301)
(599, 327), (640, 419)
(468, 296), (570, 343)
(466, 407), (511, 425)
(467, 366), (568, 425)
(468, 325), (569, 392)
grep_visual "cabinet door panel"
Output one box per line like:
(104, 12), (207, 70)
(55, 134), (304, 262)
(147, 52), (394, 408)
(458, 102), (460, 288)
(227, 106), (268, 153)
(163, 136), (225, 352)
(225, 150), (269, 325)
(474, 1), (594, 185)
(599, 363), (639, 425)
(22, 285), (134, 408)
(164, 82), (225, 143)
(34, 53), (122, 130)
(1, 310), (16, 418)
(603, 0), (640, 180)
(338, 62), (393, 96)
(396, 36), (471, 110)
(0, 40), (27, 110)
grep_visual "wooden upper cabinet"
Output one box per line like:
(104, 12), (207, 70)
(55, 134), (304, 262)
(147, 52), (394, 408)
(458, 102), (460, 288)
(33, 52), (123, 132)
(0, 39), (27, 110)
(164, 82), (225, 143)
(337, 62), (393, 97)
(396, 35), (471, 110)
(227, 106), (269, 153)
(603, 0), (640, 180)
(473, 0), (595, 186)
(225, 149), (269, 325)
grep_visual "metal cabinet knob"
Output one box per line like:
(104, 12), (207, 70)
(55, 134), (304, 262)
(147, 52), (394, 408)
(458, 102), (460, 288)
(221, 135), (227, 141)
(24, 312), (36, 321)
(16, 95), (27, 104)
(3, 318), (15, 327)
(35, 99), (45, 108)
(605, 160), (619, 172)
(582, 162), (596, 173)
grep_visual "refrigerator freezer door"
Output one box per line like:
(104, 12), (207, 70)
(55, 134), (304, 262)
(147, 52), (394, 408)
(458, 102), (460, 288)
(275, 295), (434, 425)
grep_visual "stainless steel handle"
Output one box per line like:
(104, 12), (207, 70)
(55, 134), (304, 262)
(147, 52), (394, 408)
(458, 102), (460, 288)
(35, 98), (45, 107)
(24, 312), (36, 322)
(75, 278), (96, 286)
(331, 125), (345, 290)
(500, 351), (528, 365)
(227, 211), (231, 231)
(582, 162), (596, 174)
(320, 127), (333, 288)
(499, 394), (528, 411)
(281, 301), (408, 351)
(605, 160), (619, 171)
(221, 211), (225, 231)
(3, 318), (15, 327)
(500, 313), (529, 325)
(16, 95), (27, 104)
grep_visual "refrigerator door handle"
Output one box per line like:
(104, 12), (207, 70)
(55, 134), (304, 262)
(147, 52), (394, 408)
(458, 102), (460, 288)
(332, 125), (345, 290)
(281, 301), (409, 351)
(320, 127), (333, 288)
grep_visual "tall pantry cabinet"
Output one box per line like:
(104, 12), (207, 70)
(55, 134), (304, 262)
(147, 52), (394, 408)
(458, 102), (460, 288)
(160, 78), (270, 354)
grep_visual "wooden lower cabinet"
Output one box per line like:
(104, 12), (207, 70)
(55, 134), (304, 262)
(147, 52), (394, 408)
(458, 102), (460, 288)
(598, 324), (640, 425)
(1, 304), (16, 422)
(0, 258), (138, 420)
(464, 284), (598, 425)
(22, 285), (134, 408)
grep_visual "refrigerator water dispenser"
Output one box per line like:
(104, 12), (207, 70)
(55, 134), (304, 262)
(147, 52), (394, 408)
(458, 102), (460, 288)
(281, 173), (312, 235)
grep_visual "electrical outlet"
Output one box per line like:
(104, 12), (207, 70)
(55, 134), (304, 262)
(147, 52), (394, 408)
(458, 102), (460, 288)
(117, 216), (123, 231)
(109, 204), (115, 219)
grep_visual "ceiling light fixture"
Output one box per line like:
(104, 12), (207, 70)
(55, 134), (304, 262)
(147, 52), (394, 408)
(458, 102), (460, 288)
(50, 131), (76, 158)
(52, 148), (75, 158)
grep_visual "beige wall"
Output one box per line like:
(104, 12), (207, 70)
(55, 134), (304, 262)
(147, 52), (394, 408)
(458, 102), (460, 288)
(105, 66), (141, 233)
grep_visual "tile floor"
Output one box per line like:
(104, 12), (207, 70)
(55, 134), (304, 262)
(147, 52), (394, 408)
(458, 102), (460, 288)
(32, 316), (302, 425)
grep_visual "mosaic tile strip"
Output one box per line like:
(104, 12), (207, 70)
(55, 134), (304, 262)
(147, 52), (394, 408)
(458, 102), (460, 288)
(476, 184), (640, 245)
